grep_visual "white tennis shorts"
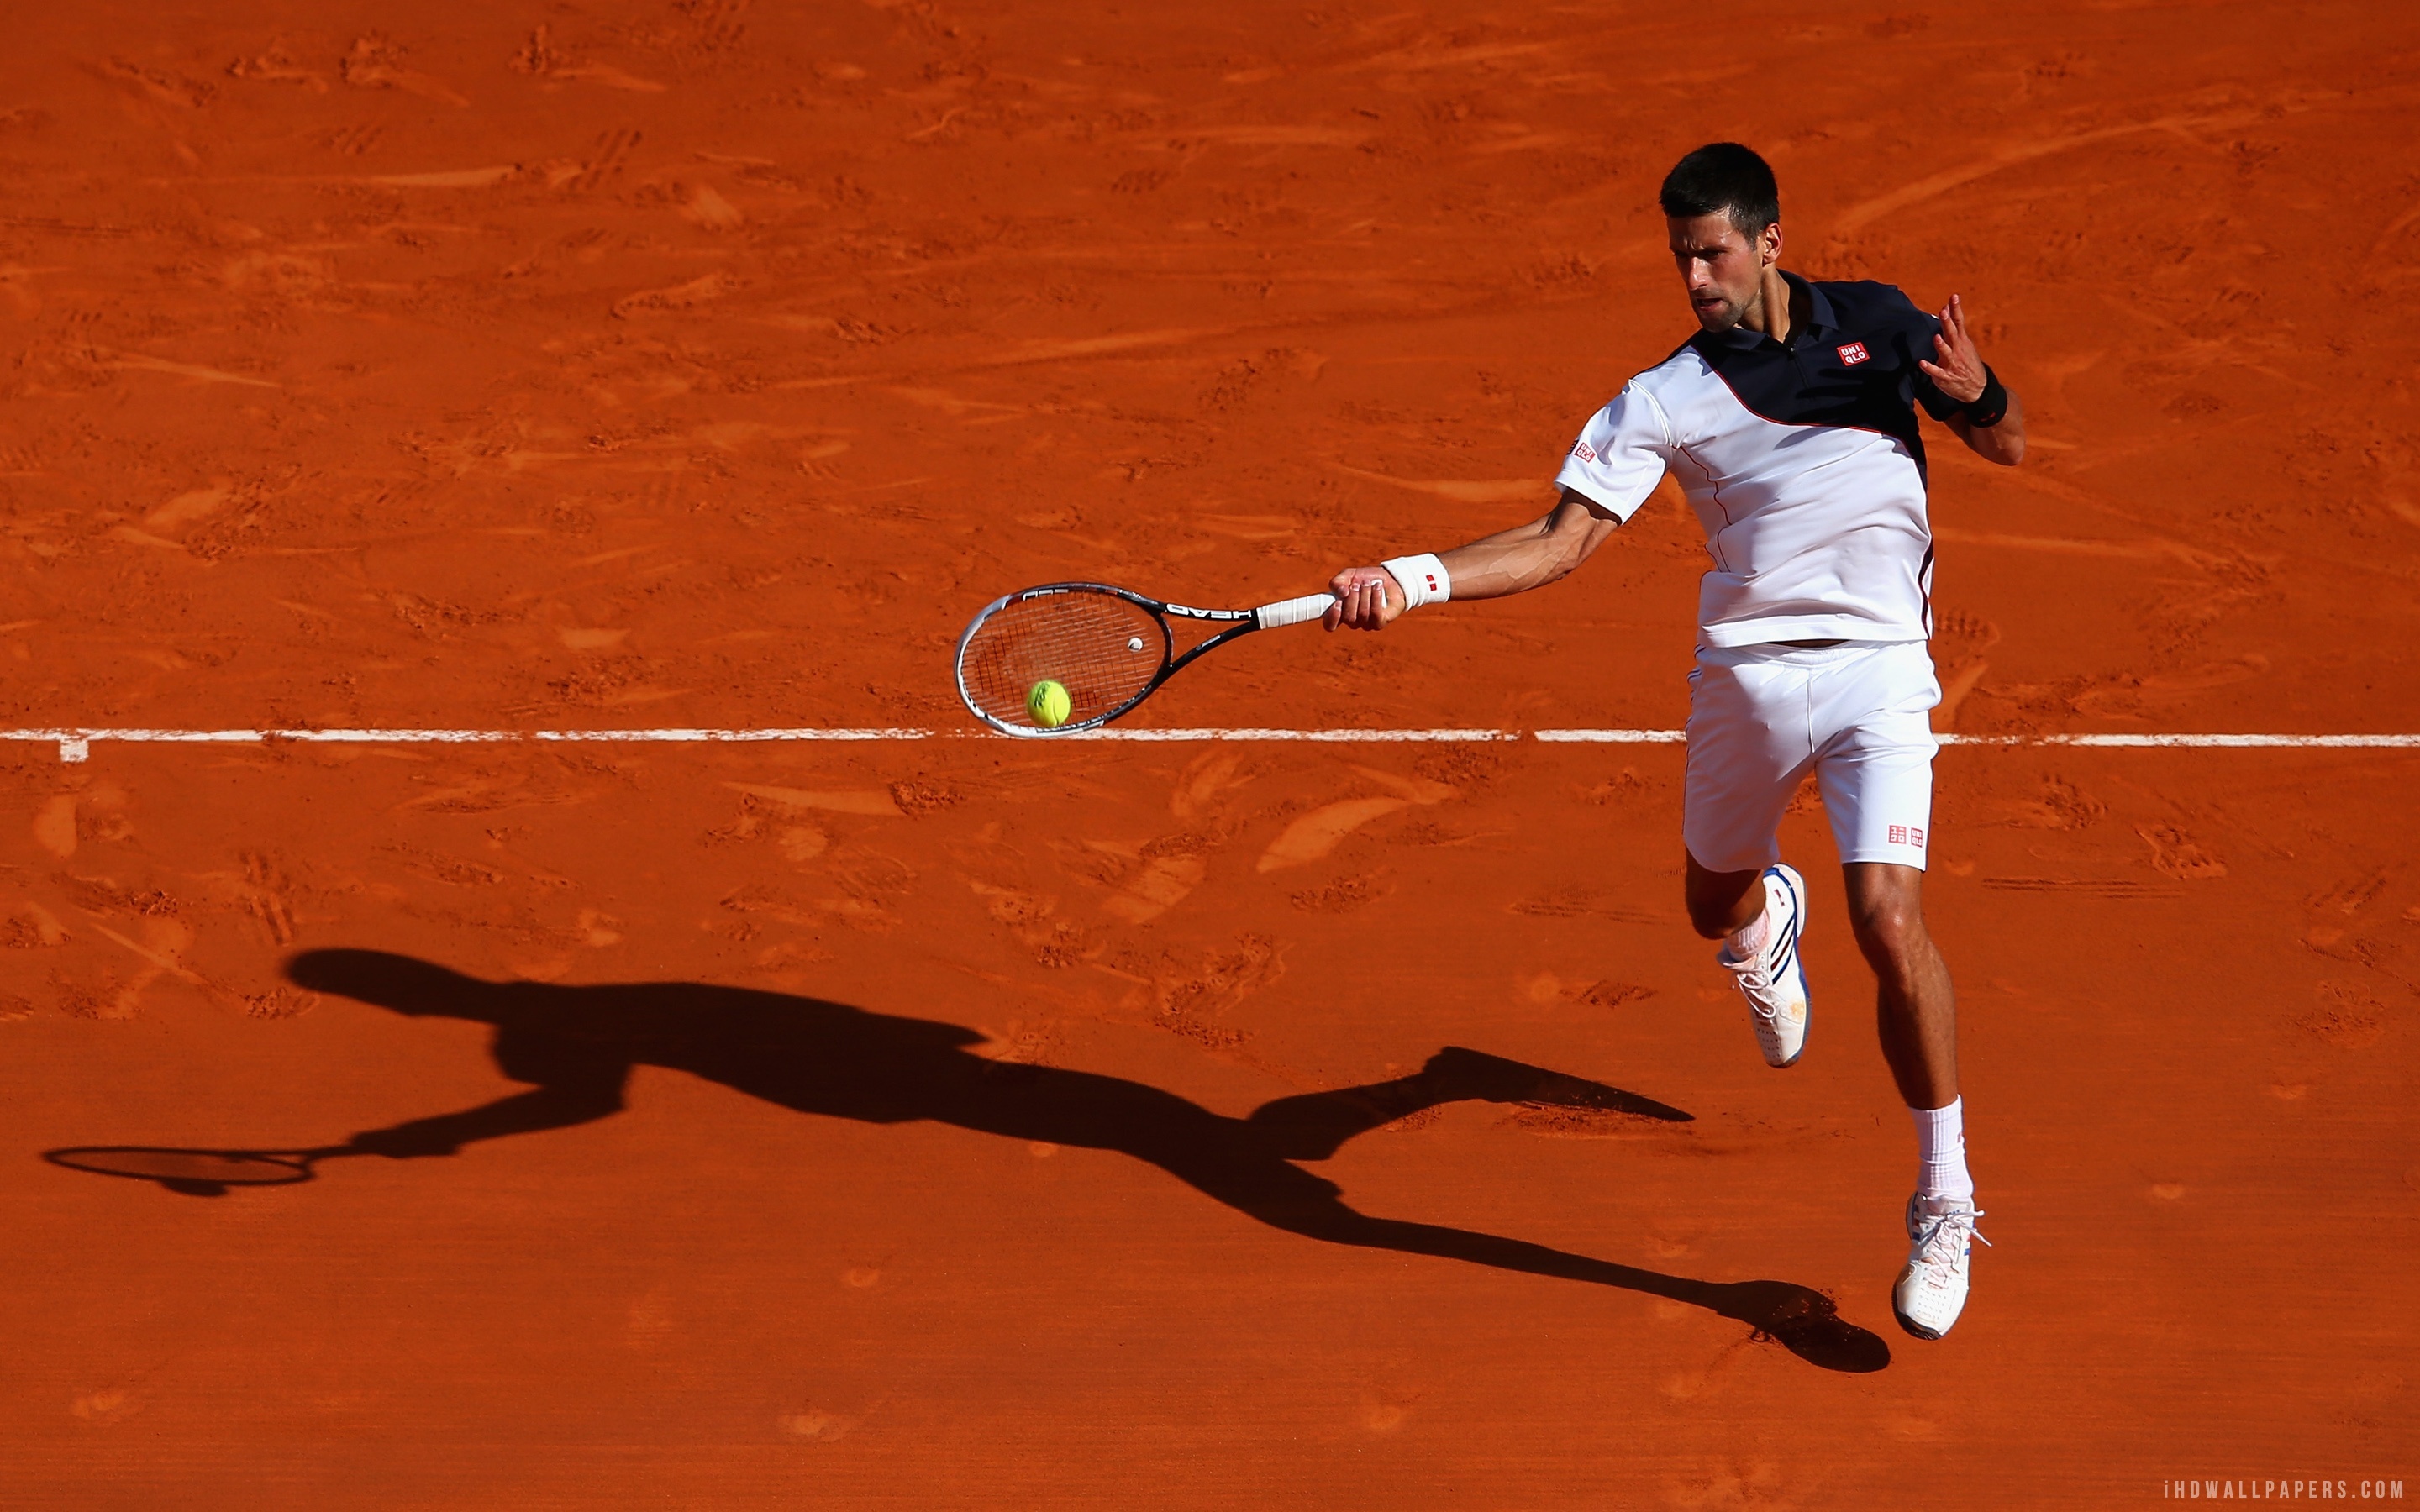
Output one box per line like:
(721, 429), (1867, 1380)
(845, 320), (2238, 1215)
(1681, 640), (1940, 874)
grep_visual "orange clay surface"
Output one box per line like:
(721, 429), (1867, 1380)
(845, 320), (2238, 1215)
(4, 3), (2418, 1506)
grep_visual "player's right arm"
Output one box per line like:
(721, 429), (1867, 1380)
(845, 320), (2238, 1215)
(1323, 491), (1622, 630)
(1323, 379), (1671, 632)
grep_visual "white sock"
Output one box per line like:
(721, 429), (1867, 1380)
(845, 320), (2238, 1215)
(1723, 904), (1772, 963)
(1911, 1098), (1975, 1205)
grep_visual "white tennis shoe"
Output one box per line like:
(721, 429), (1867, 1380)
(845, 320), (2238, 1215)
(1717, 863), (1809, 1068)
(1893, 1194), (1991, 1340)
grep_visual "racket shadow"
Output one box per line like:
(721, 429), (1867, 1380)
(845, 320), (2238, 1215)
(43, 1145), (357, 1197)
(57, 948), (1889, 1373)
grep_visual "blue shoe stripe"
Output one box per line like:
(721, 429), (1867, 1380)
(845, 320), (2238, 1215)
(1764, 865), (1810, 1002)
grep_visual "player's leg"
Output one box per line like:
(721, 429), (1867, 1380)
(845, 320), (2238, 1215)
(1681, 646), (1816, 1067)
(1811, 641), (1986, 1341)
(1683, 853), (1763, 939)
(1841, 862), (1956, 1110)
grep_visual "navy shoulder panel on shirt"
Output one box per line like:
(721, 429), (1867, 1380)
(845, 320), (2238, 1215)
(1817, 279), (1931, 332)
(1822, 280), (1962, 423)
(1684, 276), (1945, 480)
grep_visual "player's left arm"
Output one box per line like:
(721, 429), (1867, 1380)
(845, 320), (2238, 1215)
(1918, 294), (2025, 465)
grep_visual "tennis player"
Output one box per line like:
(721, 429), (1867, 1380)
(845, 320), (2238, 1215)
(1323, 143), (2024, 1340)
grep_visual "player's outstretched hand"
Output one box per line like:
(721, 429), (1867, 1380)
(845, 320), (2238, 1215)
(1323, 565), (1405, 631)
(1918, 293), (1990, 404)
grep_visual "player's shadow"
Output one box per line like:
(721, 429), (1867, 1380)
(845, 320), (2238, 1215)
(280, 948), (1887, 1373)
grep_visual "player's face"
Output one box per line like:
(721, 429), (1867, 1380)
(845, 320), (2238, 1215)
(1668, 214), (1779, 332)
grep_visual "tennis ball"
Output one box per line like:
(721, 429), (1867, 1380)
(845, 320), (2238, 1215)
(1028, 680), (1072, 728)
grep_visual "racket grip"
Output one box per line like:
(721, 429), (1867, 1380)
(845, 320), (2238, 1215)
(1254, 592), (1339, 631)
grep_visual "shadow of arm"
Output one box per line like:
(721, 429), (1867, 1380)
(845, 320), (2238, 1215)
(346, 1069), (628, 1159)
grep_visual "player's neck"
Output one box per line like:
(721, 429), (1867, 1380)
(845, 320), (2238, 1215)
(1739, 266), (1798, 344)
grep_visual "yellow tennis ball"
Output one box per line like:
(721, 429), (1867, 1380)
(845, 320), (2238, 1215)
(1027, 680), (1071, 728)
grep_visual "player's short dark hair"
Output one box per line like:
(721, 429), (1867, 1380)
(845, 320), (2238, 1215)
(1659, 143), (1781, 235)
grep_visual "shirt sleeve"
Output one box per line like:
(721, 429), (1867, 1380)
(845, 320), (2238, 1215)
(1887, 286), (1963, 422)
(1553, 382), (1674, 521)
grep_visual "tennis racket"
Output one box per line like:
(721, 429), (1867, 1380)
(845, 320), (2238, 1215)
(955, 581), (1337, 736)
(46, 1143), (358, 1197)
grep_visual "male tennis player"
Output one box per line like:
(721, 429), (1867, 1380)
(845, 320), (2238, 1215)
(1322, 143), (2023, 1340)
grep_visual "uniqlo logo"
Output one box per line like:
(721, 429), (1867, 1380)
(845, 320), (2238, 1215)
(1422, 572), (1439, 591)
(1837, 341), (1870, 366)
(1889, 824), (1927, 848)
(1889, 825), (1907, 845)
(1571, 440), (1597, 462)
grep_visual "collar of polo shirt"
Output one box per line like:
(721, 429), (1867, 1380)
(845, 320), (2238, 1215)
(1701, 271), (1838, 352)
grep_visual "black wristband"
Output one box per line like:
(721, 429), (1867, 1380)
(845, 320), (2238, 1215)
(1962, 366), (2007, 428)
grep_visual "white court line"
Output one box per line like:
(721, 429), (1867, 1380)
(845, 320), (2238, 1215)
(10, 727), (2419, 763)
(1534, 729), (1690, 743)
(1062, 727), (1512, 743)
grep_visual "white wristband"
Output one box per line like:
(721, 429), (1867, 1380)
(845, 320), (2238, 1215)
(1381, 554), (1452, 610)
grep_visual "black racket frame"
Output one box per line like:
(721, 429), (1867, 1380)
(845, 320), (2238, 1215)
(954, 581), (1271, 737)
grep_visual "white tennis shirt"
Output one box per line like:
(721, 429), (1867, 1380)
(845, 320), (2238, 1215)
(1555, 275), (1961, 647)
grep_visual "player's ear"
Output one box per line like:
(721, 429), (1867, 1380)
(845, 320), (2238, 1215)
(1760, 221), (1783, 268)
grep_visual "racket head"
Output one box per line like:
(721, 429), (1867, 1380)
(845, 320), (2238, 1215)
(45, 1146), (318, 1195)
(955, 583), (1173, 735)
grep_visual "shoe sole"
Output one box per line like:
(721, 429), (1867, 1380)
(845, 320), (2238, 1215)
(1765, 864), (1810, 1069)
(1891, 1303), (1949, 1341)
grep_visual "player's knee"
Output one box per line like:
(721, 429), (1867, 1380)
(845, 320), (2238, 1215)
(1849, 896), (1927, 965)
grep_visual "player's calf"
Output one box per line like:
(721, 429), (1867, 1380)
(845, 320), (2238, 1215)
(1683, 856), (1768, 940)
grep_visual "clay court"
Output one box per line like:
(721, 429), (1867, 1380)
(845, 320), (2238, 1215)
(4, 1), (2417, 1505)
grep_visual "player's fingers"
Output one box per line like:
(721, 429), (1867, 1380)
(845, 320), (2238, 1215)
(1918, 358), (1971, 398)
(1331, 570), (1376, 626)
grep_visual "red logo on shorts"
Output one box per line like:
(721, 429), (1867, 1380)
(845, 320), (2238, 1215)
(1889, 825), (1926, 848)
(1571, 440), (1597, 462)
(1837, 342), (1870, 366)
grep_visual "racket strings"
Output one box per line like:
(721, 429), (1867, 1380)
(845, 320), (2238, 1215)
(960, 591), (1164, 727)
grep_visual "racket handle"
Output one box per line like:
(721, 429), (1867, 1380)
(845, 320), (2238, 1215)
(1254, 592), (1339, 631)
